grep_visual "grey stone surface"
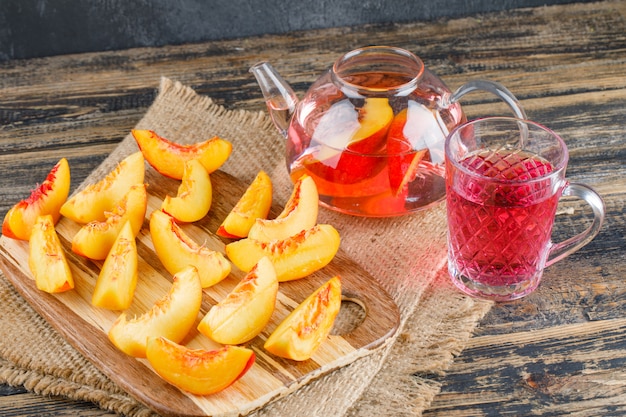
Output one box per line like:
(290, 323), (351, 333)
(0, 0), (592, 60)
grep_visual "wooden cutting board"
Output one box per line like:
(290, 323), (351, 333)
(0, 164), (400, 417)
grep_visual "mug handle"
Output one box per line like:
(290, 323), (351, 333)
(449, 80), (528, 120)
(545, 183), (606, 267)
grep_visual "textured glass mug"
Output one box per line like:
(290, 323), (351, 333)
(445, 117), (605, 301)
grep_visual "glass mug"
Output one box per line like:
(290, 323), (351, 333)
(445, 117), (605, 301)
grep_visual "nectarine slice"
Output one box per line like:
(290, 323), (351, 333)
(305, 98), (393, 185)
(216, 170), (272, 239)
(315, 98), (393, 154)
(132, 129), (232, 180)
(247, 174), (318, 242)
(264, 276), (341, 361)
(386, 108), (428, 194)
(60, 152), (145, 223)
(28, 214), (74, 293)
(225, 224), (340, 282)
(150, 210), (231, 288)
(108, 266), (203, 358)
(161, 159), (212, 223)
(347, 98), (394, 151)
(92, 221), (138, 310)
(146, 336), (255, 395)
(3, 158), (70, 241)
(72, 184), (147, 260)
(198, 257), (278, 345)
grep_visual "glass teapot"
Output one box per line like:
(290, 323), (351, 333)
(250, 46), (526, 217)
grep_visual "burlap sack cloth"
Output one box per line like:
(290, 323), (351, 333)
(0, 78), (493, 416)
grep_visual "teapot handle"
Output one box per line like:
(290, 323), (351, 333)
(449, 80), (527, 120)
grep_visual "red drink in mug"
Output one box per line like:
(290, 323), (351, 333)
(445, 118), (605, 301)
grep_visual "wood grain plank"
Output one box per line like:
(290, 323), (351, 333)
(425, 319), (626, 416)
(0, 392), (119, 417)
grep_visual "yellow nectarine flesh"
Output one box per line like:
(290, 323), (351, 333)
(264, 276), (341, 361)
(28, 214), (74, 293)
(108, 266), (203, 358)
(72, 184), (147, 260)
(225, 224), (340, 282)
(161, 159), (212, 223)
(3, 158), (70, 241)
(198, 257), (278, 345)
(247, 174), (318, 242)
(216, 170), (272, 239)
(60, 152), (145, 224)
(131, 129), (232, 180)
(146, 336), (255, 395)
(150, 210), (231, 288)
(92, 221), (138, 310)
(348, 97), (394, 150)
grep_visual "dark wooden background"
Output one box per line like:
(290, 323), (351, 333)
(1, 0), (625, 415)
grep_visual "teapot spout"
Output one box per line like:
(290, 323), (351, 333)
(250, 62), (298, 138)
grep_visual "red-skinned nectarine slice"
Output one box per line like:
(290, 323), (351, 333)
(216, 170), (272, 239)
(146, 336), (255, 395)
(225, 224), (340, 282)
(60, 152), (145, 224)
(72, 184), (147, 260)
(347, 98), (394, 151)
(305, 98), (393, 185)
(150, 210), (231, 288)
(3, 158), (71, 241)
(132, 129), (232, 180)
(91, 221), (138, 310)
(198, 257), (278, 344)
(108, 266), (203, 358)
(264, 276), (341, 361)
(28, 214), (74, 293)
(247, 174), (318, 242)
(315, 98), (393, 154)
(386, 109), (429, 194)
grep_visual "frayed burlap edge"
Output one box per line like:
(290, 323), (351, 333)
(0, 77), (493, 416)
(0, 261), (160, 417)
(0, 358), (155, 417)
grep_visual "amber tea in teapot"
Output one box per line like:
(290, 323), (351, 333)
(251, 46), (526, 217)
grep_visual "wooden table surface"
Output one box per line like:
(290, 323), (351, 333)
(1, 1), (625, 415)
